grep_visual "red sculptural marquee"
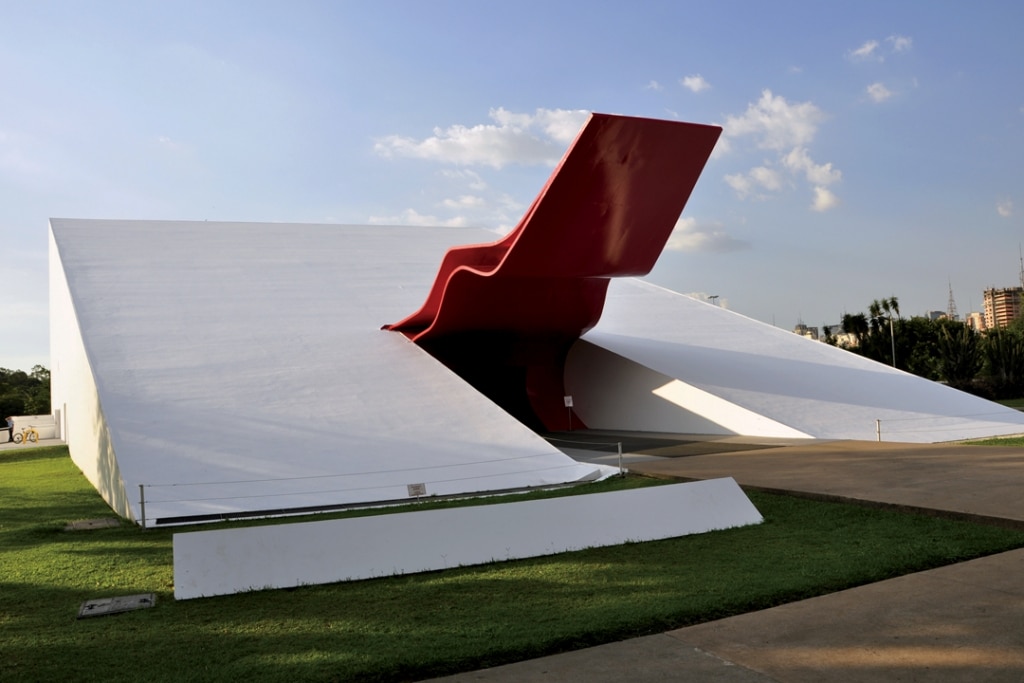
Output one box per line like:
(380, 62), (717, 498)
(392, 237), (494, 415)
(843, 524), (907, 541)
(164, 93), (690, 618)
(385, 113), (721, 431)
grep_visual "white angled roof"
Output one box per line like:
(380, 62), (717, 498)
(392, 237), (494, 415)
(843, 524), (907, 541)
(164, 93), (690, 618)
(588, 279), (1024, 443)
(50, 219), (610, 523)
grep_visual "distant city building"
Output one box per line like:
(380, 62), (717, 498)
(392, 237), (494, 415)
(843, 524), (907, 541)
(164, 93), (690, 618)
(966, 311), (987, 331)
(983, 287), (1023, 329)
(927, 310), (947, 321)
(793, 322), (819, 340)
(833, 332), (859, 347)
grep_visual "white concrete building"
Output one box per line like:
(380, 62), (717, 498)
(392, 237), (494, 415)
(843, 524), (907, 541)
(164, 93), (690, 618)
(50, 219), (1024, 526)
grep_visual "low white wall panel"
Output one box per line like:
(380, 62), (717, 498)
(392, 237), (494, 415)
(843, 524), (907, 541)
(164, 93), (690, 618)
(173, 478), (762, 600)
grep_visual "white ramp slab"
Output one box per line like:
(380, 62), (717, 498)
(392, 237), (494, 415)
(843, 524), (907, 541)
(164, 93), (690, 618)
(173, 478), (762, 599)
(574, 279), (1024, 443)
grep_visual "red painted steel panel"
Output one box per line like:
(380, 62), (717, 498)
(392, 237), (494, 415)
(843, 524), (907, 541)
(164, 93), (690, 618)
(386, 113), (720, 342)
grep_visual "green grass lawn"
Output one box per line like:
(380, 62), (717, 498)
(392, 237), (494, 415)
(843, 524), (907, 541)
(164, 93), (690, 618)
(969, 435), (1024, 447)
(5, 446), (1024, 683)
(997, 397), (1024, 411)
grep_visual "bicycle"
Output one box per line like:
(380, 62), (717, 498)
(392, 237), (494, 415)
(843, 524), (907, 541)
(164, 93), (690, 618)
(12, 426), (39, 444)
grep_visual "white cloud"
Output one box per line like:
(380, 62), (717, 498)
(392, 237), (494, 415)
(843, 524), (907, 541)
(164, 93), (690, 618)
(723, 90), (825, 151)
(666, 216), (750, 253)
(724, 172), (753, 198)
(368, 208), (468, 227)
(374, 108), (589, 168)
(749, 165), (783, 190)
(680, 74), (711, 93)
(866, 82), (894, 103)
(440, 169), (487, 190)
(848, 40), (881, 62)
(811, 186), (840, 212)
(783, 148), (841, 185)
(997, 200), (1014, 217)
(645, 80), (664, 91)
(721, 91), (842, 210)
(887, 35), (913, 52)
(441, 195), (485, 209)
(724, 166), (783, 200)
(156, 134), (194, 155)
(491, 107), (586, 144)
(849, 36), (912, 63)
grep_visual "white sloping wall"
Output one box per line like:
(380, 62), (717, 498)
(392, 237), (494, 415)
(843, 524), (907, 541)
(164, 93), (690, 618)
(50, 228), (131, 517)
(49, 220), (612, 524)
(571, 279), (1024, 443)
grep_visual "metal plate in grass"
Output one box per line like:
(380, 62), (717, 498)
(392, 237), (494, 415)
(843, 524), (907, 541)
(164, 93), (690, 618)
(65, 518), (120, 531)
(77, 594), (156, 619)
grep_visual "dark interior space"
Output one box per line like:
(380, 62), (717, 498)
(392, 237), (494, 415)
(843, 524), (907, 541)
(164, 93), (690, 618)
(417, 331), (581, 432)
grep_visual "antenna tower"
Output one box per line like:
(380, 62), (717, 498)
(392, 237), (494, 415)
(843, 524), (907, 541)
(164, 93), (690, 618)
(1019, 244), (1024, 289)
(947, 281), (959, 321)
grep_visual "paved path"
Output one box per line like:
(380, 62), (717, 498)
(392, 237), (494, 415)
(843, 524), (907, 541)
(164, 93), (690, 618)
(0, 437), (64, 452)
(429, 439), (1024, 682)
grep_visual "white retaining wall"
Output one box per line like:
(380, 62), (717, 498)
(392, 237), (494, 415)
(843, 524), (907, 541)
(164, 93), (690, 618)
(173, 478), (762, 599)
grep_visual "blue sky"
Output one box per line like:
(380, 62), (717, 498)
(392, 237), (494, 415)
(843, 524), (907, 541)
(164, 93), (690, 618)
(3, 1), (1023, 370)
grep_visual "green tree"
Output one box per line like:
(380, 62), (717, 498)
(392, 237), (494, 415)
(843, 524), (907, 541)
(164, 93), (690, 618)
(0, 365), (50, 416)
(865, 297), (901, 367)
(935, 321), (983, 387)
(983, 328), (1024, 398)
(840, 313), (869, 346)
(894, 316), (941, 379)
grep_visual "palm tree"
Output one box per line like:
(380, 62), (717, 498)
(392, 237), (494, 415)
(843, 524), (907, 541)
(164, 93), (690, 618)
(985, 328), (1024, 396)
(868, 297), (899, 367)
(936, 322), (983, 387)
(885, 296), (900, 319)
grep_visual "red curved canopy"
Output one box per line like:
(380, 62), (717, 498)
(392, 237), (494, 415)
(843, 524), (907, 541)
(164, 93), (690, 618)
(386, 113), (721, 342)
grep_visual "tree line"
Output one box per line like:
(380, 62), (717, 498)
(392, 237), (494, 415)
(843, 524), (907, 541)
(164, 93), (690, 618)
(827, 297), (1024, 399)
(0, 366), (51, 417)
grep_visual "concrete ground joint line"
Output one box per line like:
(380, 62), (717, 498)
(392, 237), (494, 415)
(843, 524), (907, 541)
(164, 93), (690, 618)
(676, 640), (785, 682)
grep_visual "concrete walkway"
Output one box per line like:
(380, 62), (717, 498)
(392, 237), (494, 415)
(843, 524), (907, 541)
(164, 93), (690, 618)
(429, 439), (1024, 682)
(0, 437), (64, 452)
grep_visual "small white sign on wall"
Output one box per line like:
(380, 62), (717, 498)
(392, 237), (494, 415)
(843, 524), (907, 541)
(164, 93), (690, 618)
(563, 395), (573, 407)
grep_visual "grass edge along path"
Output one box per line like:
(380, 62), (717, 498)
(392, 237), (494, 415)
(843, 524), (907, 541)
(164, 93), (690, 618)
(4, 446), (1024, 683)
